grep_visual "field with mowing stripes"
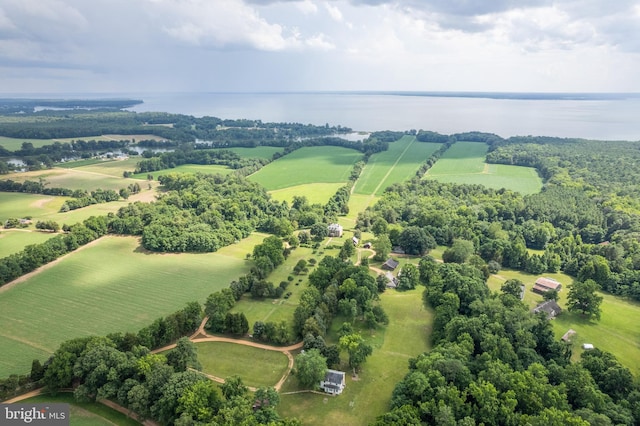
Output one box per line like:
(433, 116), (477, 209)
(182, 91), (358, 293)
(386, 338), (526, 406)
(0, 230), (58, 258)
(0, 235), (253, 376)
(425, 141), (542, 194)
(268, 182), (344, 205)
(354, 136), (440, 196)
(248, 146), (361, 190)
(196, 342), (290, 389)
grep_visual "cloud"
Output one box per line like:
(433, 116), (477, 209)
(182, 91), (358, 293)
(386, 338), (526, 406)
(324, 2), (344, 22)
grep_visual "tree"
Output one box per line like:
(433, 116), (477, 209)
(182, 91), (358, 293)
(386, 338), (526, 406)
(399, 226), (434, 255)
(310, 223), (328, 242)
(167, 337), (201, 372)
(567, 279), (603, 320)
(442, 239), (474, 263)
(501, 279), (523, 299)
(221, 375), (248, 400)
(295, 349), (327, 388)
(397, 263), (419, 290)
(339, 332), (373, 374)
(373, 234), (391, 261)
(339, 239), (355, 260)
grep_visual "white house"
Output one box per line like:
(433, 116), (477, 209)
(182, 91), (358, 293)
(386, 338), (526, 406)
(320, 369), (346, 395)
(328, 223), (343, 237)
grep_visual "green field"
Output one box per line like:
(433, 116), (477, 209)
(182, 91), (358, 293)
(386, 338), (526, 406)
(354, 136), (440, 196)
(0, 235), (252, 376)
(0, 134), (166, 152)
(0, 192), (68, 223)
(425, 141), (543, 194)
(0, 136), (58, 151)
(268, 183), (345, 205)
(488, 269), (640, 375)
(196, 341), (290, 388)
(3, 167), (145, 192)
(278, 288), (432, 425)
(24, 393), (140, 426)
(248, 146), (362, 191)
(0, 230), (58, 258)
(68, 157), (141, 176)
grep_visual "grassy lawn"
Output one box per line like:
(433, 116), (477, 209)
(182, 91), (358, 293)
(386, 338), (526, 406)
(70, 157), (141, 177)
(425, 141), (542, 194)
(0, 230), (58, 258)
(0, 235), (253, 377)
(195, 342), (290, 388)
(0, 136), (58, 151)
(488, 269), (640, 375)
(0, 192), (68, 223)
(268, 183), (344, 206)
(354, 136), (440, 196)
(24, 393), (140, 426)
(248, 146), (362, 191)
(278, 287), (432, 425)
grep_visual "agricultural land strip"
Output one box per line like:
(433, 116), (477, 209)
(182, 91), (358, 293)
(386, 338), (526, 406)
(425, 141), (543, 194)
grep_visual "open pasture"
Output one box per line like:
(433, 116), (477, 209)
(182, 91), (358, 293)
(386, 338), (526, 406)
(66, 157), (141, 177)
(425, 141), (542, 194)
(196, 342), (290, 389)
(268, 183), (344, 206)
(354, 136), (440, 196)
(3, 167), (144, 192)
(0, 136), (57, 151)
(0, 192), (67, 223)
(488, 269), (640, 375)
(0, 134), (167, 152)
(0, 235), (252, 376)
(0, 230), (58, 258)
(278, 288), (432, 425)
(248, 146), (362, 191)
(25, 393), (140, 426)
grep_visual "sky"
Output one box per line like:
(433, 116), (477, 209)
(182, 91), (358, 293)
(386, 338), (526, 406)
(0, 0), (639, 94)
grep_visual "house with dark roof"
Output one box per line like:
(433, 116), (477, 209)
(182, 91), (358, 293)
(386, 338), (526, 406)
(532, 300), (562, 319)
(382, 258), (399, 271)
(532, 277), (562, 295)
(320, 369), (346, 395)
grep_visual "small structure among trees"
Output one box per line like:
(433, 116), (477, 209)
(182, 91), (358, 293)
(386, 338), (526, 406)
(532, 299), (562, 319)
(532, 277), (562, 294)
(320, 369), (346, 395)
(382, 258), (399, 271)
(327, 223), (343, 237)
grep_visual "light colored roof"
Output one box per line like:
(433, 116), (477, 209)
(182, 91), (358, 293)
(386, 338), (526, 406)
(535, 277), (562, 290)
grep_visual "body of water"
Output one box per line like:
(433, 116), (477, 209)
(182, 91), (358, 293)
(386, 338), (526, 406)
(125, 92), (640, 141)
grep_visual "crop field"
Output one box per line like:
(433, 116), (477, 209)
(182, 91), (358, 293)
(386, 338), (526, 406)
(248, 146), (362, 190)
(132, 163), (232, 180)
(3, 167), (144, 192)
(268, 183), (344, 205)
(25, 393), (140, 426)
(0, 235), (252, 376)
(0, 230), (57, 258)
(278, 288), (432, 425)
(354, 136), (440, 196)
(0, 134), (167, 151)
(196, 342), (290, 388)
(0, 136), (58, 151)
(488, 269), (640, 375)
(0, 192), (67, 223)
(65, 157), (141, 176)
(425, 141), (542, 194)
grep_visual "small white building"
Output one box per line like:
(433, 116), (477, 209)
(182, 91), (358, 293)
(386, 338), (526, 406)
(582, 343), (594, 350)
(328, 223), (343, 237)
(320, 369), (346, 395)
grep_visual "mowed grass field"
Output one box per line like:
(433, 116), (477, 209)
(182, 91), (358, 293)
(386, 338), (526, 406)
(132, 164), (232, 180)
(268, 183), (344, 205)
(248, 146), (362, 191)
(354, 136), (441, 196)
(196, 342), (290, 388)
(488, 269), (640, 375)
(3, 167), (145, 192)
(278, 288), (432, 425)
(0, 230), (57, 258)
(425, 141), (543, 194)
(0, 192), (67, 222)
(25, 393), (140, 426)
(0, 235), (253, 376)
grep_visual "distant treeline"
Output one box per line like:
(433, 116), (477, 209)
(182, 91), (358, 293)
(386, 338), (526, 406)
(0, 98), (142, 113)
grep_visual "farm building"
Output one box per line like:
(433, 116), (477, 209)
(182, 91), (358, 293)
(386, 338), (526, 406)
(532, 277), (562, 294)
(582, 343), (595, 350)
(352, 236), (359, 246)
(320, 369), (346, 395)
(384, 272), (398, 289)
(363, 242), (372, 249)
(328, 223), (343, 237)
(382, 258), (399, 271)
(532, 300), (562, 319)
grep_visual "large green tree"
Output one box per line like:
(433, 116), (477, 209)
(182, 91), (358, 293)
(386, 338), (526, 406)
(295, 349), (327, 388)
(567, 279), (603, 320)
